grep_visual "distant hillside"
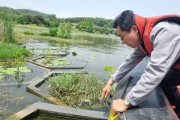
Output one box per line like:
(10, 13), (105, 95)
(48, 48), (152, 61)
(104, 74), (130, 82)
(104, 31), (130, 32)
(0, 6), (54, 18)
(0, 6), (115, 34)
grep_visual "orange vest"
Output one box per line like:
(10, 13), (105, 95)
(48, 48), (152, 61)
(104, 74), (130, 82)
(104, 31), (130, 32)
(134, 14), (180, 69)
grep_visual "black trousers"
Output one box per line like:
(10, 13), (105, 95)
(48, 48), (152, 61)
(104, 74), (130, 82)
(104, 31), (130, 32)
(160, 69), (180, 109)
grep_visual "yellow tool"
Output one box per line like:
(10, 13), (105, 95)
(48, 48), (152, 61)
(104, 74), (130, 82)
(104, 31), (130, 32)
(108, 110), (118, 120)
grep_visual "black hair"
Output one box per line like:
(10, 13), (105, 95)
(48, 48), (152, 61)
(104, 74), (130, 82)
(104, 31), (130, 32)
(113, 10), (135, 32)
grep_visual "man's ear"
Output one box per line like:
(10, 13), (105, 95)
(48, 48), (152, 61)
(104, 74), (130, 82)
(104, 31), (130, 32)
(131, 25), (139, 34)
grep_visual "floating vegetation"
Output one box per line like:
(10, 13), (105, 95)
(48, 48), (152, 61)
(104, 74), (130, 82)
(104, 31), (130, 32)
(28, 47), (69, 55)
(36, 57), (71, 66)
(72, 51), (77, 56)
(0, 65), (31, 80)
(44, 73), (105, 109)
(104, 66), (115, 72)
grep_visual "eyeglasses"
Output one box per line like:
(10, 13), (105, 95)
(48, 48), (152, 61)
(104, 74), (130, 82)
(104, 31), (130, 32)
(119, 32), (127, 41)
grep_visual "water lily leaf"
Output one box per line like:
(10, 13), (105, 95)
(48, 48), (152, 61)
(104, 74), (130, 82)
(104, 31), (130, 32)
(7, 68), (18, 72)
(104, 66), (115, 72)
(19, 67), (31, 73)
(51, 60), (71, 66)
(72, 52), (77, 56)
(1, 66), (31, 75)
(59, 61), (71, 65)
(3, 69), (16, 75)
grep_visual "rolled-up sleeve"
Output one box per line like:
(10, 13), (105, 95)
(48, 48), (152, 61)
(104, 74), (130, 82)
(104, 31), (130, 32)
(125, 22), (180, 106)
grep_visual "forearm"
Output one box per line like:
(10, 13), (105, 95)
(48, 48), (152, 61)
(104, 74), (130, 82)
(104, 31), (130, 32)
(107, 79), (114, 85)
(111, 47), (145, 82)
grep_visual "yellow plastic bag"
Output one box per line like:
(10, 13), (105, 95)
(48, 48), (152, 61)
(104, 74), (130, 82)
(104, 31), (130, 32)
(108, 110), (118, 120)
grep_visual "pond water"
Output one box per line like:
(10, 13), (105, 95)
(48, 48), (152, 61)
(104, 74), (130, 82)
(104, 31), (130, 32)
(24, 37), (132, 79)
(0, 35), (133, 119)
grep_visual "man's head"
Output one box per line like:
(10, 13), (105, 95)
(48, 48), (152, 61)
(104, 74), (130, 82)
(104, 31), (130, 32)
(113, 10), (140, 48)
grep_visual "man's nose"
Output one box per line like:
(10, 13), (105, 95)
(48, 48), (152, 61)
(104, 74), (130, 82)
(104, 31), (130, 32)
(121, 40), (125, 44)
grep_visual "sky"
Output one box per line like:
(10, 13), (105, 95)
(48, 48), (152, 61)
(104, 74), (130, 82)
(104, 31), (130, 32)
(1, 0), (180, 19)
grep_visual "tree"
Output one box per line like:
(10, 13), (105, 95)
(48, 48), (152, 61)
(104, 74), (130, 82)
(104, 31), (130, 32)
(49, 27), (58, 37)
(77, 19), (93, 33)
(57, 22), (72, 39)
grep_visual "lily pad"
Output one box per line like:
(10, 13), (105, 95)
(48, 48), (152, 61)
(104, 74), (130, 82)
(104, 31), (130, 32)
(51, 60), (71, 66)
(3, 69), (16, 75)
(18, 67), (31, 73)
(7, 68), (18, 72)
(37, 57), (71, 66)
(0, 66), (31, 77)
(104, 66), (115, 72)
(72, 52), (77, 56)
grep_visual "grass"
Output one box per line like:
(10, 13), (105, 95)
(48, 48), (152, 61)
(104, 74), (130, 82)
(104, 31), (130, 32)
(0, 42), (30, 62)
(15, 24), (48, 33)
(14, 24), (118, 45)
(72, 30), (118, 39)
(44, 73), (105, 109)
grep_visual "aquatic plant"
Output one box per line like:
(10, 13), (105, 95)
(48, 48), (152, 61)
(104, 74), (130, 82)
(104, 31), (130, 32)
(0, 65), (31, 80)
(28, 47), (69, 55)
(104, 66), (115, 72)
(0, 43), (30, 62)
(44, 73), (105, 109)
(36, 57), (71, 66)
(72, 52), (77, 56)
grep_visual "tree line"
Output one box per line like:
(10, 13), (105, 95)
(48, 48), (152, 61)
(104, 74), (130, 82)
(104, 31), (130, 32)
(0, 6), (116, 39)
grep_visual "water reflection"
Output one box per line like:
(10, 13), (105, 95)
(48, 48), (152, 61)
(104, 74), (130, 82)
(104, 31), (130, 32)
(72, 34), (121, 53)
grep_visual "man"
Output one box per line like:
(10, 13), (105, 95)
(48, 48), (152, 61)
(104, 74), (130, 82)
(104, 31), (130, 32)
(101, 10), (180, 118)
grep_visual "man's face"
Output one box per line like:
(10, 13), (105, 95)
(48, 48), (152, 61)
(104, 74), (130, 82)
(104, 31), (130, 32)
(116, 25), (140, 48)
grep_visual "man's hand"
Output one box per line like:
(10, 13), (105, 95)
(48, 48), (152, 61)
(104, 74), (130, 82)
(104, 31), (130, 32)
(101, 79), (114, 100)
(111, 99), (130, 113)
(101, 84), (111, 99)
